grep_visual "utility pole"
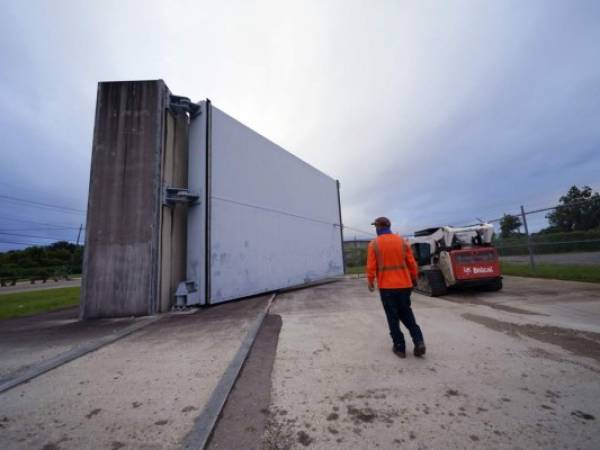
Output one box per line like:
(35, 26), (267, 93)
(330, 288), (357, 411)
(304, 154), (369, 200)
(67, 224), (84, 281)
(520, 205), (535, 270)
(76, 224), (83, 246)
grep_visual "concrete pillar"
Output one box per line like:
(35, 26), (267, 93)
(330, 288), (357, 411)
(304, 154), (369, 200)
(81, 80), (187, 318)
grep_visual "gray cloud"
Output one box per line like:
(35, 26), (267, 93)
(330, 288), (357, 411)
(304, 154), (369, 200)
(0, 0), (599, 248)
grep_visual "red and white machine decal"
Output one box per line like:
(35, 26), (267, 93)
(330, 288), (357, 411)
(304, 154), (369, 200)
(451, 248), (501, 280)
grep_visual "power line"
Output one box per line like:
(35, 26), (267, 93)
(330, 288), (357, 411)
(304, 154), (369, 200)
(0, 239), (76, 247)
(0, 241), (48, 246)
(0, 194), (86, 215)
(342, 225), (375, 237)
(0, 181), (83, 205)
(0, 215), (84, 230)
(0, 231), (79, 241)
(211, 195), (379, 240)
(496, 239), (600, 249)
(524, 197), (600, 215)
(0, 236), (78, 247)
(0, 226), (81, 232)
(469, 196), (600, 226)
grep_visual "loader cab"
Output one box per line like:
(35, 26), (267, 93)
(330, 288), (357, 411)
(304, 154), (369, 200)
(411, 242), (432, 267)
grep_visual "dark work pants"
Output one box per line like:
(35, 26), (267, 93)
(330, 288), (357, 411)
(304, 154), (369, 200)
(379, 288), (424, 351)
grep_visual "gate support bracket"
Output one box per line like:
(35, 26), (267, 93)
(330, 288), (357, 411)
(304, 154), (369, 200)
(163, 187), (200, 207)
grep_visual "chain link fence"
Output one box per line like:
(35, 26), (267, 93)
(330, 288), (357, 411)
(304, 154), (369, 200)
(342, 197), (600, 279)
(343, 238), (370, 276)
(489, 202), (600, 270)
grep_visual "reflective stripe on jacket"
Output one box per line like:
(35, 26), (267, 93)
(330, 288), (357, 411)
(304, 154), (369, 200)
(366, 234), (419, 289)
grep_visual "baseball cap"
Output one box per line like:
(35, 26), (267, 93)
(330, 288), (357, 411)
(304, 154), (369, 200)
(371, 217), (391, 227)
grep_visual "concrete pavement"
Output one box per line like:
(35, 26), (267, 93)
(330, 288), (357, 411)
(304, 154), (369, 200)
(260, 277), (600, 450)
(441, 276), (600, 333)
(0, 307), (141, 380)
(1, 276), (599, 449)
(0, 295), (270, 450)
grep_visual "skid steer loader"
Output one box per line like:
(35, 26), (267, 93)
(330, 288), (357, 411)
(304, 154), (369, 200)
(409, 224), (502, 297)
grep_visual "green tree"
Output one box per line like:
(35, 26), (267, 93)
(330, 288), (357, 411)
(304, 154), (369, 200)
(546, 185), (600, 232)
(499, 214), (522, 238)
(0, 242), (84, 279)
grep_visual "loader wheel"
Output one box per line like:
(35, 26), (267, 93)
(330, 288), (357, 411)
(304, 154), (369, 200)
(416, 270), (447, 297)
(485, 278), (503, 292)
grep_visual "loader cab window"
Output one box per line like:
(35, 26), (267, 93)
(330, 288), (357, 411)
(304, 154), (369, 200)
(411, 243), (431, 267)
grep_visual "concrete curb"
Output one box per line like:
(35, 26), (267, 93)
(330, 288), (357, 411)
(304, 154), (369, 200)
(181, 293), (277, 450)
(0, 316), (160, 394)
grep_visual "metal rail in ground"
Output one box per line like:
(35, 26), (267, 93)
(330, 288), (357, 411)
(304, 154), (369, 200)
(0, 280), (333, 397)
(0, 316), (160, 394)
(180, 293), (277, 450)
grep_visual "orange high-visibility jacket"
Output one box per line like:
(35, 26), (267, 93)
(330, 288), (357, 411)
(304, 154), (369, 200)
(366, 234), (419, 289)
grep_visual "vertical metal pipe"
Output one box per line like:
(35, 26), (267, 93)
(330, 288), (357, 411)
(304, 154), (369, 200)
(205, 99), (212, 304)
(336, 180), (346, 274)
(354, 235), (358, 269)
(520, 205), (535, 269)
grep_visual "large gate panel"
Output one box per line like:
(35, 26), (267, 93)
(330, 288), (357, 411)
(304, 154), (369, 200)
(208, 106), (343, 304)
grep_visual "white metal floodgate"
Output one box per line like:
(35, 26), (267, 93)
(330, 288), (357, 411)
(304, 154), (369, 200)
(186, 101), (344, 305)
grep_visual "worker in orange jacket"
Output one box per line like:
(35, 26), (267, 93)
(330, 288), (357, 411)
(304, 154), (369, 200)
(367, 217), (426, 358)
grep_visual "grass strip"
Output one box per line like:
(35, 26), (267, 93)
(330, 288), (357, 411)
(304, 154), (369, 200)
(0, 287), (80, 320)
(500, 262), (600, 283)
(345, 266), (366, 275)
(346, 263), (600, 283)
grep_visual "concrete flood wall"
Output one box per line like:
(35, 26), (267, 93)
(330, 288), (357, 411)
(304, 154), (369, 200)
(82, 80), (343, 318)
(81, 80), (188, 319)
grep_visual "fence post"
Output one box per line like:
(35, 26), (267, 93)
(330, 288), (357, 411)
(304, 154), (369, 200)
(354, 235), (358, 270)
(520, 205), (536, 270)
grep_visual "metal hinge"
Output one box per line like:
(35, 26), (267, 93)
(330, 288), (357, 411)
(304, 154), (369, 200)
(163, 187), (201, 207)
(169, 95), (201, 117)
(173, 280), (199, 310)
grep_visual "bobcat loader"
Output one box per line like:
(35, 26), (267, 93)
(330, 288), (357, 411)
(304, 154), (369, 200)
(409, 224), (502, 297)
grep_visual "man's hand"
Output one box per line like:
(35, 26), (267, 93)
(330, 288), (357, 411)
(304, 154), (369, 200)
(368, 281), (375, 292)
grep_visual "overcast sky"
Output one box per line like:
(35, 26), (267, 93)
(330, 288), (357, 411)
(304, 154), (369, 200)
(1, 0), (599, 248)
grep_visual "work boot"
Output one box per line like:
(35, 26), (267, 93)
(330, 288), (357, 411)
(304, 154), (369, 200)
(414, 342), (426, 357)
(393, 346), (406, 358)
